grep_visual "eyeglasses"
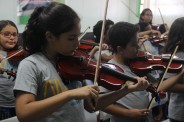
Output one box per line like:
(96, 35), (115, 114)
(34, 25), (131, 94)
(145, 14), (152, 17)
(0, 31), (18, 38)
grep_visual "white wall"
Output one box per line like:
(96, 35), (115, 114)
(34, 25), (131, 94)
(128, 0), (139, 24)
(0, 0), (25, 33)
(59, 0), (130, 32)
(1, 0), (184, 33)
(0, 0), (130, 33)
(147, 0), (184, 28)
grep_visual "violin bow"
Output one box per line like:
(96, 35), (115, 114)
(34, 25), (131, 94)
(94, 0), (109, 86)
(147, 41), (180, 110)
(93, 0), (109, 122)
(78, 26), (90, 41)
(1, 49), (24, 62)
(158, 8), (168, 33)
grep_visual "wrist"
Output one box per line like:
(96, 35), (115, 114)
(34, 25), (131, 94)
(94, 46), (99, 51)
(64, 90), (76, 101)
(121, 83), (135, 93)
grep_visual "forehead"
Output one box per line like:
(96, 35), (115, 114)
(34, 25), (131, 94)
(1, 25), (17, 32)
(145, 10), (152, 14)
(62, 23), (81, 36)
(128, 33), (138, 44)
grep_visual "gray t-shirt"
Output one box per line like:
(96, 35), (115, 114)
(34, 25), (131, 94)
(0, 50), (19, 107)
(14, 52), (86, 122)
(167, 52), (184, 121)
(106, 59), (152, 122)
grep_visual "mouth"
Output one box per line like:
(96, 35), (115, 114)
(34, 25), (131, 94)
(8, 42), (16, 45)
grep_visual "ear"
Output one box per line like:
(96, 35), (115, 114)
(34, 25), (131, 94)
(45, 31), (55, 42)
(116, 46), (125, 53)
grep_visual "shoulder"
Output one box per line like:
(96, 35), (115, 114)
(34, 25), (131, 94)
(18, 52), (46, 71)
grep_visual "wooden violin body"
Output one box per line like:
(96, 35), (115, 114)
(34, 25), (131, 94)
(79, 39), (97, 52)
(7, 49), (28, 61)
(130, 51), (183, 75)
(56, 50), (159, 100)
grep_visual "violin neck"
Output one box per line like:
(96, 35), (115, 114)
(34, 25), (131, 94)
(162, 57), (184, 64)
(101, 64), (137, 83)
(80, 39), (98, 46)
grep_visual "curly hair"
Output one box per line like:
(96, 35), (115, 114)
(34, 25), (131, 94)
(108, 22), (139, 53)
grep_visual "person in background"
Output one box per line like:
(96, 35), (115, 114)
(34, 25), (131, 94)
(163, 17), (184, 122)
(138, 8), (161, 37)
(0, 20), (21, 120)
(89, 20), (114, 62)
(101, 21), (184, 122)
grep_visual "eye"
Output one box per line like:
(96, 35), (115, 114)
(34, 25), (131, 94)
(12, 32), (18, 37)
(3, 31), (11, 36)
(68, 38), (75, 41)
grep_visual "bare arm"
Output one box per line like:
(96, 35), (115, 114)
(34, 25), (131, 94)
(139, 30), (152, 37)
(101, 53), (113, 62)
(159, 69), (184, 92)
(16, 85), (99, 122)
(168, 83), (184, 93)
(84, 77), (149, 112)
(139, 30), (161, 37)
(88, 46), (99, 59)
(103, 104), (149, 119)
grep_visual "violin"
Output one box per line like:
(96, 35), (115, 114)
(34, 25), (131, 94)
(139, 33), (168, 44)
(149, 33), (168, 44)
(79, 39), (98, 52)
(6, 49), (28, 61)
(56, 50), (159, 101)
(129, 51), (183, 75)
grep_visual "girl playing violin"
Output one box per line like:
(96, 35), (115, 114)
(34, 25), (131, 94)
(138, 8), (168, 55)
(13, 2), (149, 122)
(138, 8), (161, 37)
(89, 19), (114, 62)
(0, 20), (21, 120)
(137, 21), (160, 55)
(101, 21), (184, 122)
(163, 17), (184, 122)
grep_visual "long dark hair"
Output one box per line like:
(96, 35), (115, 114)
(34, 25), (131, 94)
(23, 2), (80, 54)
(0, 20), (19, 51)
(164, 17), (184, 53)
(93, 20), (114, 43)
(139, 8), (152, 24)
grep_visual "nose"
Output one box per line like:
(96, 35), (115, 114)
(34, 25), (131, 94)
(75, 38), (80, 49)
(9, 34), (17, 39)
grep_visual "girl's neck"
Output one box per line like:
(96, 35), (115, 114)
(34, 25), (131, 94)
(42, 47), (57, 61)
(113, 53), (128, 66)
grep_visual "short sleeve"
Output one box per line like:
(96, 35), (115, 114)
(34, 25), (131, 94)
(14, 59), (39, 97)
